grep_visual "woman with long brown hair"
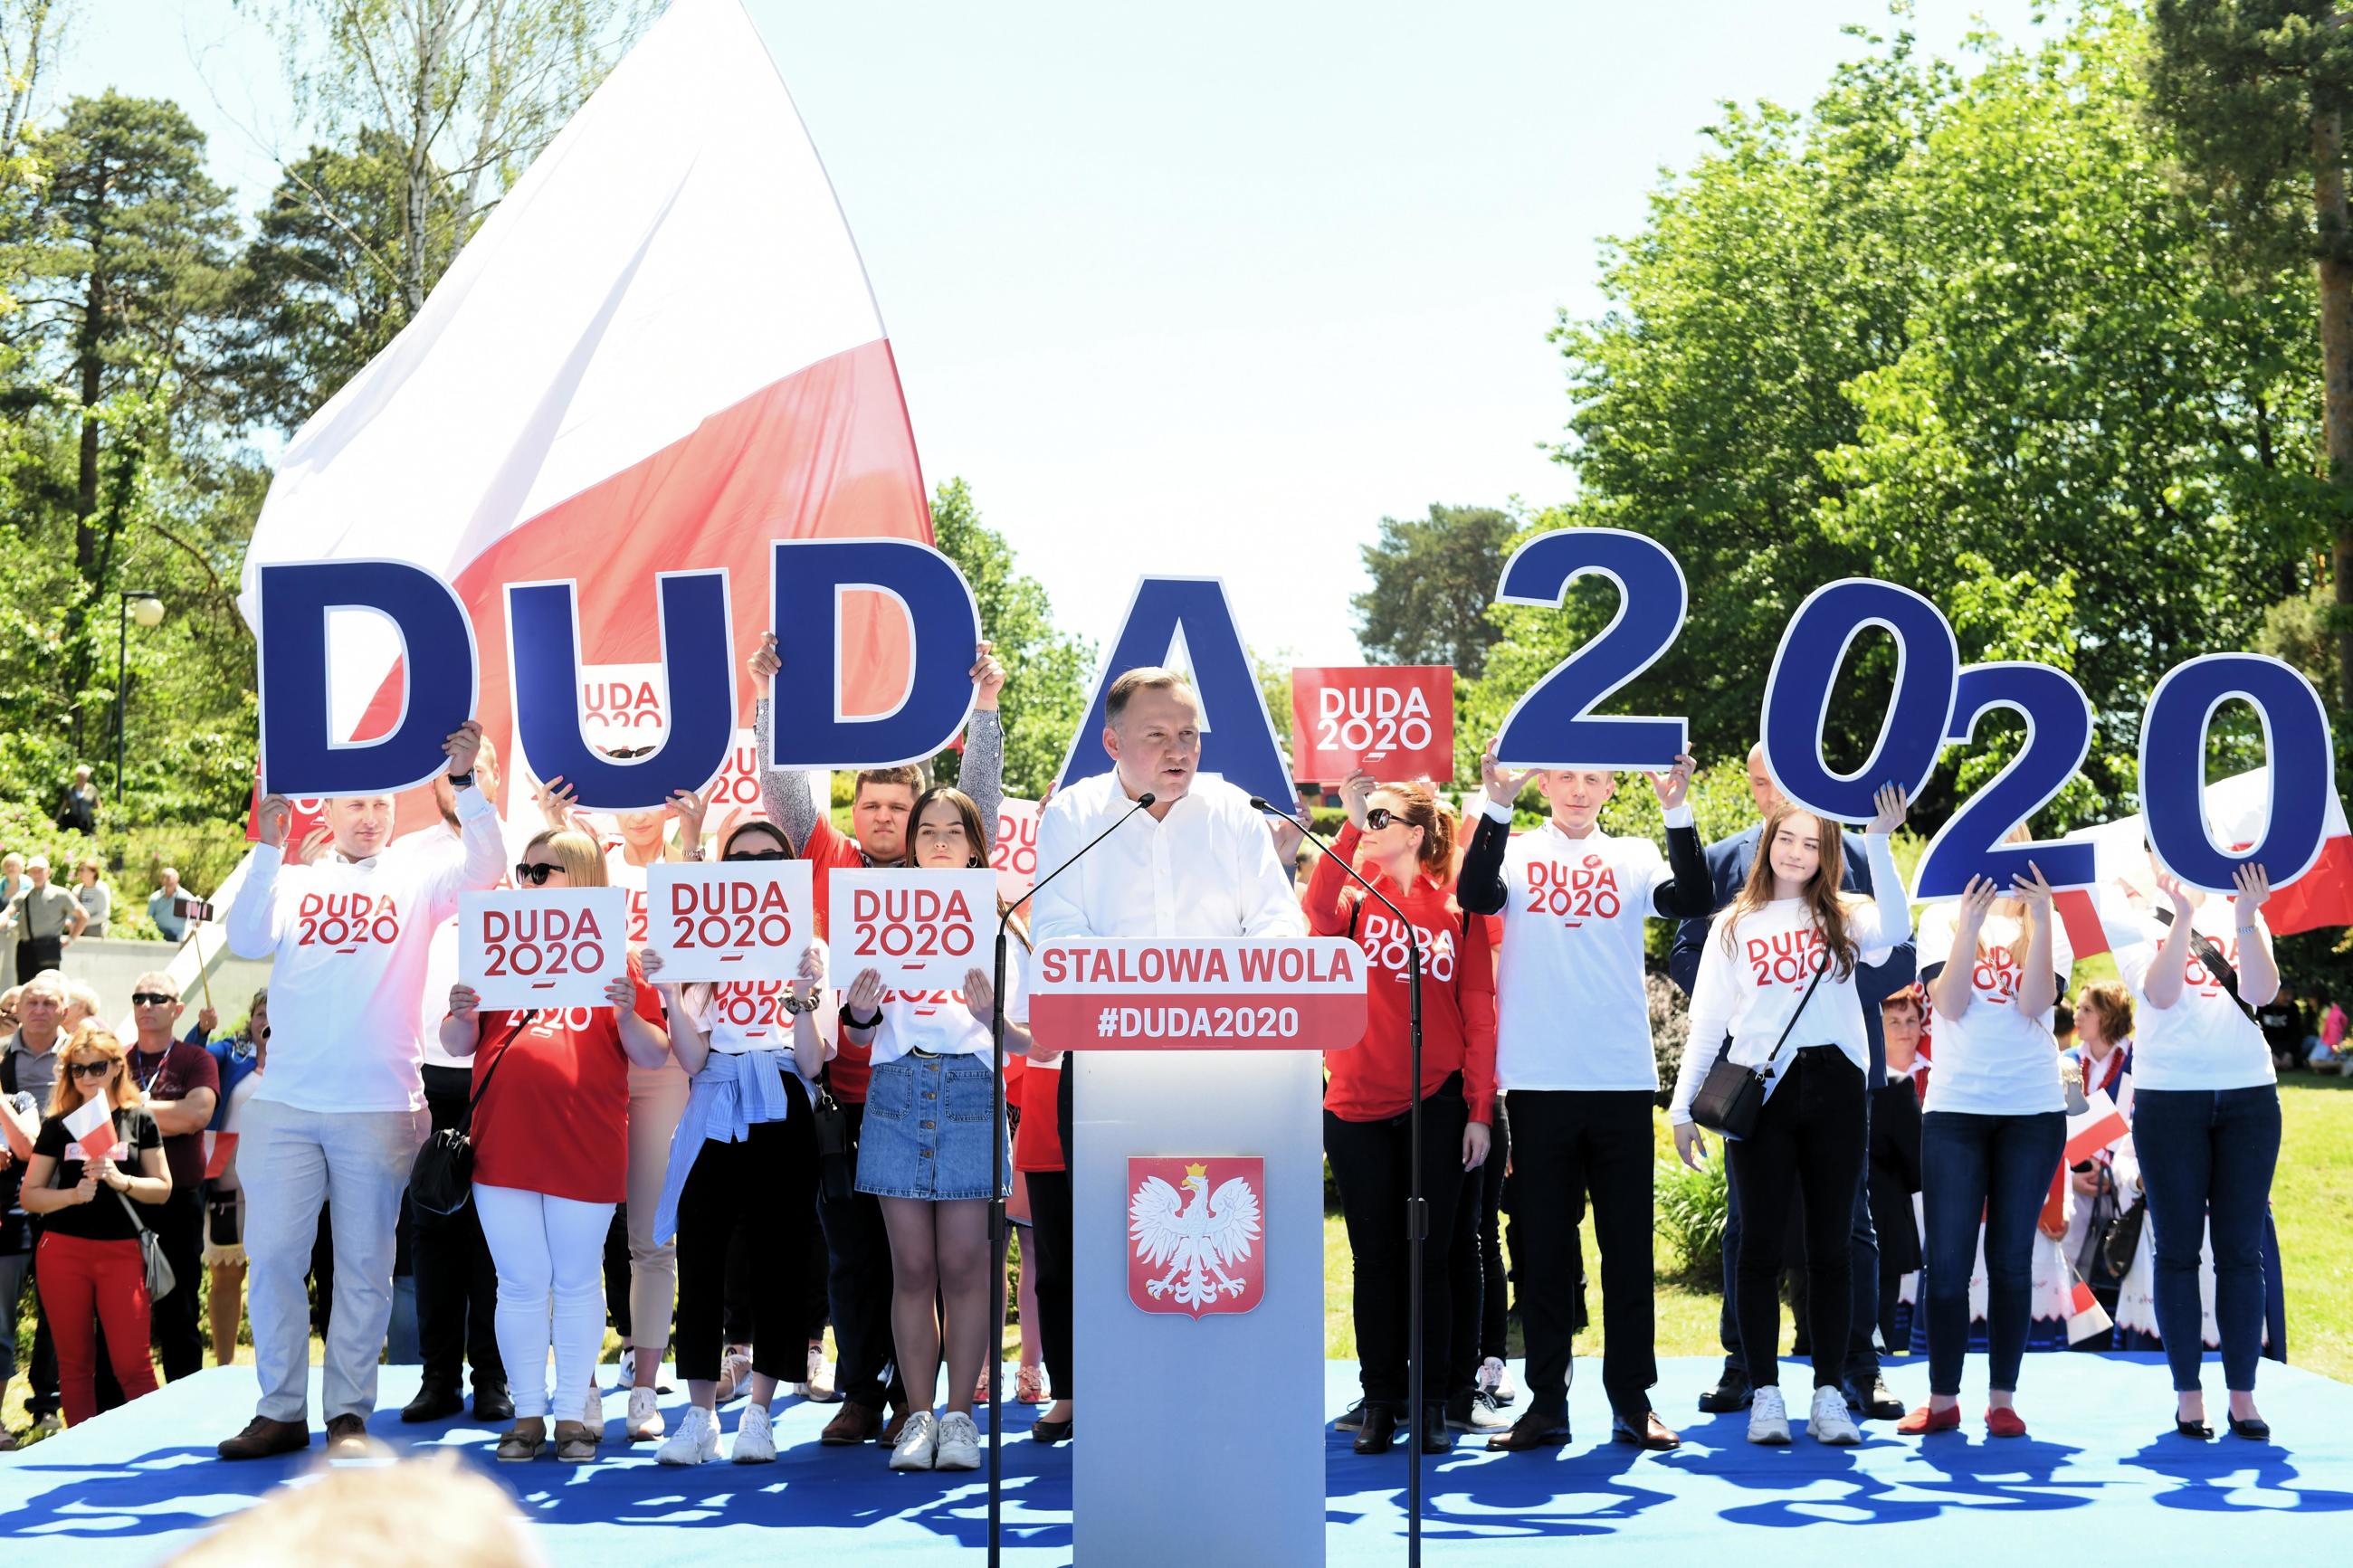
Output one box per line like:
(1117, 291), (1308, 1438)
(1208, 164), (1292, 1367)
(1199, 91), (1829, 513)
(1671, 784), (1910, 1446)
(19, 1022), (172, 1425)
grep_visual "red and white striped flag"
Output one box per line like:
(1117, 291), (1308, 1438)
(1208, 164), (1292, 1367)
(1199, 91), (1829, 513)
(2066, 1275), (2112, 1345)
(62, 1096), (118, 1166)
(2062, 1088), (2129, 1167)
(234, 0), (933, 832)
(203, 1131), (238, 1182)
(0, 1096), (35, 1161)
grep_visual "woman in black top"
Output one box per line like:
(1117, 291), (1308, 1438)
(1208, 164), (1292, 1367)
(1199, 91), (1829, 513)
(20, 1022), (171, 1425)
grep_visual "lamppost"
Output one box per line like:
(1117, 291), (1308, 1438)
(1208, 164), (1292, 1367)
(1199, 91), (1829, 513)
(116, 590), (165, 807)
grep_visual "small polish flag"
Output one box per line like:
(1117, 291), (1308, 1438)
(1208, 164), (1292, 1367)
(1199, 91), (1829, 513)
(1, 1097), (35, 1161)
(2063, 1088), (2130, 1167)
(2066, 1275), (2113, 1345)
(203, 1131), (238, 1182)
(63, 1096), (118, 1166)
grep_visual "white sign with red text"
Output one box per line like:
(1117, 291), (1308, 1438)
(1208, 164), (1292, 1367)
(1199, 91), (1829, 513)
(1027, 938), (1367, 1051)
(993, 797), (1041, 906)
(829, 868), (997, 993)
(644, 860), (813, 983)
(461, 888), (627, 1008)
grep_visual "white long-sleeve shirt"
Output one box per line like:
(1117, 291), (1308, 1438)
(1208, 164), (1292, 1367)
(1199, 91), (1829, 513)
(1670, 833), (1910, 1126)
(226, 786), (506, 1113)
(1028, 771), (1305, 944)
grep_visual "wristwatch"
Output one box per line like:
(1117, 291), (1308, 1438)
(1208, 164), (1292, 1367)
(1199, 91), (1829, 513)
(447, 770), (475, 790)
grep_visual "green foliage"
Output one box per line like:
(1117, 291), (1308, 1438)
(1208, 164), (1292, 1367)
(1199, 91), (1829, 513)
(1654, 1151), (1729, 1281)
(1351, 503), (1519, 680)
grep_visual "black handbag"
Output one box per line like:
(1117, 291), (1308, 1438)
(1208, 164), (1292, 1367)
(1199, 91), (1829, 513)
(1689, 960), (1831, 1140)
(811, 1078), (853, 1202)
(2098, 1191), (2147, 1282)
(408, 1021), (524, 1221)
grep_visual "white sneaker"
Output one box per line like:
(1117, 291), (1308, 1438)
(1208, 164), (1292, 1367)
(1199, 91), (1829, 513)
(626, 1386), (665, 1443)
(731, 1402), (776, 1464)
(714, 1345), (754, 1403)
(933, 1410), (981, 1471)
(796, 1343), (842, 1403)
(1807, 1385), (1861, 1446)
(656, 1404), (719, 1467)
(1481, 1357), (1517, 1405)
(890, 1410), (939, 1471)
(1747, 1386), (1791, 1445)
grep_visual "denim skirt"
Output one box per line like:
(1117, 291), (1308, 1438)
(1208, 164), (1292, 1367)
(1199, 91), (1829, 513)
(856, 1052), (1011, 1202)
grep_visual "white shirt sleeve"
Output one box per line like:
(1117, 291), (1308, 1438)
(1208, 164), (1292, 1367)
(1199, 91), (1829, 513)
(1671, 914), (1739, 1125)
(225, 845), (289, 960)
(1028, 794), (1091, 942)
(424, 786), (508, 926)
(1845, 834), (1911, 964)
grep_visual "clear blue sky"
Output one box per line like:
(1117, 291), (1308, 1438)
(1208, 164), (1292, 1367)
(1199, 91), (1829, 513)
(57, 0), (2050, 668)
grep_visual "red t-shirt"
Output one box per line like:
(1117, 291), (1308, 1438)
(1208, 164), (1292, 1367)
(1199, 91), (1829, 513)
(1307, 823), (1498, 1126)
(469, 952), (663, 1203)
(1014, 1057), (1064, 1174)
(805, 814), (876, 1104)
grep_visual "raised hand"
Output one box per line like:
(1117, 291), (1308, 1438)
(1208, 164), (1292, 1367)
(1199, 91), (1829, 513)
(533, 775), (579, 831)
(749, 631), (781, 694)
(197, 1006), (218, 1037)
(1865, 782), (1909, 836)
(2232, 861), (2273, 923)
(1953, 874), (1999, 935)
(796, 938), (830, 991)
(293, 825), (334, 868)
(637, 947), (668, 983)
(603, 974), (637, 1011)
(1646, 753), (1697, 812)
(667, 787), (709, 846)
(444, 718), (484, 777)
(448, 983), (481, 1018)
(255, 794), (292, 850)
(2011, 860), (2056, 917)
(961, 966), (996, 1022)
(971, 640), (1005, 711)
(1338, 768), (1377, 832)
(845, 966), (886, 1015)
(1481, 734), (1540, 808)
(2153, 869), (2195, 919)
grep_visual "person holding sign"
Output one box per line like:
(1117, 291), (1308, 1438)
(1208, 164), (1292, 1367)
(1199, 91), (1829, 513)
(218, 719), (502, 1462)
(751, 631), (1006, 1450)
(1308, 772), (1496, 1458)
(1671, 785), (1912, 1448)
(1454, 739), (1710, 1454)
(17, 1024), (171, 1428)
(840, 785), (1029, 1474)
(1900, 866), (2070, 1439)
(2110, 857), (2282, 1441)
(644, 818), (833, 1468)
(440, 829), (672, 1463)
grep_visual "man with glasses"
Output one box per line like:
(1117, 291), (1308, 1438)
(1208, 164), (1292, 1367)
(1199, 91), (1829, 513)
(221, 720), (502, 1460)
(123, 972), (220, 1383)
(2, 972), (70, 1438)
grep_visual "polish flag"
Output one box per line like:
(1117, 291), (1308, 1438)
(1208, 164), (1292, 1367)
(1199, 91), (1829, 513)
(1, 1096), (35, 1161)
(2062, 1088), (2130, 1167)
(2066, 1275), (2112, 1345)
(204, 1131), (238, 1182)
(2052, 765), (2353, 958)
(234, 0), (932, 832)
(63, 1097), (118, 1166)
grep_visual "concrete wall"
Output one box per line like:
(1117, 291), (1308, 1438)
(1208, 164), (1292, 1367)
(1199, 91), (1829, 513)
(50, 936), (272, 1028)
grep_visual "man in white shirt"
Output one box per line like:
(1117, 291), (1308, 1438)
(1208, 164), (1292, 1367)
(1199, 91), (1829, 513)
(217, 721), (503, 1460)
(1027, 667), (1305, 1444)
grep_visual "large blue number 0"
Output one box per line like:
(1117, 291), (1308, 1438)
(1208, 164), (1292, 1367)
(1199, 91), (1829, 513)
(1760, 578), (1958, 822)
(2139, 653), (2335, 893)
(1491, 528), (1687, 769)
(1910, 663), (2096, 898)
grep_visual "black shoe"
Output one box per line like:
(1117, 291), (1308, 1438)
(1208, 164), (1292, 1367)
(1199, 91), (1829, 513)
(1846, 1373), (1904, 1422)
(1032, 1416), (1073, 1445)
(1420, 1405), (1451, 1455)
(2227, 1413), (2272, 1441)
(2175, 1419), (2214, 1440)
(1353, 1403), (1397, 1455)
(1334, 1396), (1367, 1433)
(1485, 1411), (1571, 1452)
(472, 1384), (515, 1424)
(1697, 1366), (1752, 1413)
(1612, 1410), (1682, 1450)
(399, 1381), (463, 1423)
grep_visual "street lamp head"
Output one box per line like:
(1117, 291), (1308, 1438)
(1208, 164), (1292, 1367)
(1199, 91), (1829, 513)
(130, 595), (164, 628)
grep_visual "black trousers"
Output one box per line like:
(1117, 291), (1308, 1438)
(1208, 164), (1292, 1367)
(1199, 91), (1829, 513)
(1325, 1079), (1471, 1410)
(412, 1065), (504, 1392)
(1718, 1088), (1883, 1383)
(1443, 1118), (1486, 1392)
(1508, 1088), (1656, 1421)
(148, 1184), (206, 1382)
(815, 1100), (906, 1412)
(675, 1099), (816, 1383)
(1024, 1167), (1074, 1399)
(1726, 1048), (1866, 1391)
(1475, 1098), (1511, 1361)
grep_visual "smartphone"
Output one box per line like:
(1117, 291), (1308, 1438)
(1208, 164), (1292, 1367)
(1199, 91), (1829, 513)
(174, 896), (215, 923)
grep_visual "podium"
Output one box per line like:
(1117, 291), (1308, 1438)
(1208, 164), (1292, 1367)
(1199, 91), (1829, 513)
(1028, 938), (1367, 1567)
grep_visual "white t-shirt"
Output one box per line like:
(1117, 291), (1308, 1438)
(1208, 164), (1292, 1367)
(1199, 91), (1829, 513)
(2112, 898), (2274, 1092)
(1487, 801), (1686, 1091)
(1670, 834), (1910, 1126)
(1917, 908), (2073, 1116)
(864, 940), (1030, 1067)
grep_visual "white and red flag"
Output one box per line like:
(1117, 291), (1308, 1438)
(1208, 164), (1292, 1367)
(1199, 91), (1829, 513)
(234, 0), (932, 831)
(62, 1096), (118, 1166)
(203, 1132), (238, 1183)
(0, 1096), (35, 1161)
(2062, 1088), (2130, 1168)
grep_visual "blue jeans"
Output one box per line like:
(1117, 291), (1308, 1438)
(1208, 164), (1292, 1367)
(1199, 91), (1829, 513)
(2132, 1085), (2282, 1392)
(1920, 1110), (2064, 1396)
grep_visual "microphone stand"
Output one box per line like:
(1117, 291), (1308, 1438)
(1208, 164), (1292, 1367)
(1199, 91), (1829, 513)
(986, 790), (1157, 1568)
(1252, 796), (1426, 1568)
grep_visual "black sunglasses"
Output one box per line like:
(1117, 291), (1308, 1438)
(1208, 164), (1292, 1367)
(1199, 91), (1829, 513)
(70, 1059), (114, 1079)
(1365, 807), (1400, 831)
(513, 861), (567, 885)
(723, 849), (789, 862)
(600, 745), (657, 760)
(130, 992), (175, 1007)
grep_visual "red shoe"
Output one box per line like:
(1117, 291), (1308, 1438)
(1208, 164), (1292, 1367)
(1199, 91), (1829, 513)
(1896, 1403), (1961, 1436)
(1985, 1406), (2029, 1439)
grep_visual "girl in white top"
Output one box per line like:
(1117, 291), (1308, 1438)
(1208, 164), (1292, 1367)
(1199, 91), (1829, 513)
(1671, 785), (1910, 1449)
(1902, 865), (2069, 1439)
(2109, 859), (2281, 1440)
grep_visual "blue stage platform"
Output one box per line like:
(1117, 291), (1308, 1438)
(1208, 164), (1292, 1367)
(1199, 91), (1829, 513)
(5, 1354), (2351, 1563)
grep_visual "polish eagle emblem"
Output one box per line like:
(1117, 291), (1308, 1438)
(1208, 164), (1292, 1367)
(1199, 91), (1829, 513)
(1128, 1157), (1264, 1317)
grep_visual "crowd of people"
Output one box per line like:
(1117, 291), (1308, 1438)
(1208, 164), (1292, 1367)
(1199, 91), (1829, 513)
(0, 650), (2306, 1471)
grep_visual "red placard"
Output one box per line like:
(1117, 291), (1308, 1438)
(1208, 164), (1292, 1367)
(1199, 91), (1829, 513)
(1289, 666), (1453, 783)
(244, 783), (334, 847)
(1027, 938), (1367, 1051)
(1128, 1155), (1264, 1317)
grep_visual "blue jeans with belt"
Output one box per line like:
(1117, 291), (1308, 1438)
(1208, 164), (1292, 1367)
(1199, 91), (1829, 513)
(2131, 1085), (2282, 1392)
(1920, 1109), (2065, 1396)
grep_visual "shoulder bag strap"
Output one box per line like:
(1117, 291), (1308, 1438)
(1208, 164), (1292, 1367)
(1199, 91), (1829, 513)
(2153, 908), (2256, 1021)
(462, 1011), (533, 1129)
(1754, 957), (1833, 1079)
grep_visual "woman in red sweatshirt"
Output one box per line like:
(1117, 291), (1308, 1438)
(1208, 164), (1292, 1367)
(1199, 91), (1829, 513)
(1310, 772), (1496, 1457)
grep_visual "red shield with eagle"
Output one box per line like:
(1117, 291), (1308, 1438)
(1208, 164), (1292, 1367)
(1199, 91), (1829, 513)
(1127, 1156), (1265, 1318)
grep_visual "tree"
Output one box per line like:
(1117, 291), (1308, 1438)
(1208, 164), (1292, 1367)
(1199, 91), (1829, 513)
(926, 478), (1094, 798)
(1352, 503), (1516, 679)
(2145, 0), (2353, 714)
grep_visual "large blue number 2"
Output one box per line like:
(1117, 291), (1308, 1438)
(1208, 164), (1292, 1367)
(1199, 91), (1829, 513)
(1760, 579), (1957, 822)
(1910, 663), (2097, 898)
(2139, 653), (2335, 892)
(1491, 528), (1688, 769)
